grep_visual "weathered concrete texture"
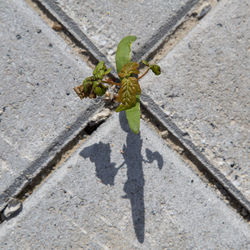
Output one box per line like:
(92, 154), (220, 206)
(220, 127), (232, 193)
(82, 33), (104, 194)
(51, 0), (199, 65)
(0, 0), (102, 203)
(141, 0), (250, 200)
(0, 113), (249, 249)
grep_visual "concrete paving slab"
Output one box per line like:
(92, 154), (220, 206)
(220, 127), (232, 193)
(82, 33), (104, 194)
(0, 0), (103, 208)
(141, 0), (250, 201)
(0, 113), (249, 249)
(36, 0), (199, 66)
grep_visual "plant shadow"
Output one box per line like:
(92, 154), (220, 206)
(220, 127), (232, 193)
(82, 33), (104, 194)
(80, 112), (163, 243)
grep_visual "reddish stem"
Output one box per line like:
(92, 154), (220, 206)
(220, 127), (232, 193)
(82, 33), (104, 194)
(102, 79), (121, 86)
(138, 67), (150, 80)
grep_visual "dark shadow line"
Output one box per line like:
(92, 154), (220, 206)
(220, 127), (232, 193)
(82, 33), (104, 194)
(80, 112), (163, 243)
(119, 110), (145, 243)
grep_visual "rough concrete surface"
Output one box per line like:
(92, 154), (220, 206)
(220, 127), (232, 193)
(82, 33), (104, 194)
(141, 0), (250, 200)
(51, 0), (199, 65)
(0, 113), (249, 249)
(0, 0), (102, 202)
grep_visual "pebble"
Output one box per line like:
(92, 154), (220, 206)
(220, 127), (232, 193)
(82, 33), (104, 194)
(52, 22), (63, 31)
(90, 108), (111, 122)
(160, 130), (169, 139)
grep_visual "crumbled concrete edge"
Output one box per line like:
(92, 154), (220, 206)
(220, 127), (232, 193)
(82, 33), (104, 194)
(0, 101), (105, 212)
(140, 93), (250, 216)
(89, 108), (112, 123)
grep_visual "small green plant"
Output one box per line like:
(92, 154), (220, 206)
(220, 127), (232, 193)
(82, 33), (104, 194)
(74, 36), (161, 134)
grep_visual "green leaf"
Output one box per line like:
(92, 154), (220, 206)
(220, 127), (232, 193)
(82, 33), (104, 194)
(115, 36), (137, 73)
(83, 77), (93, 94)
(104, 68), (111, 75)
(94, 86), (106, 96)
(141, 60), (149, 66)
(125, 95), (140, 134)
(142, 60), (161, 75)
(92, 80), (99, 89)
(93, 61), (111, 80)
(150, 65), (161, 75)
(93, 61), (105, 75)
(116, 77), (141, 112)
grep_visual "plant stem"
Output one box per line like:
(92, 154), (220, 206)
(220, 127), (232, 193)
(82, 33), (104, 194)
(138, 67), (150, 80)
(102, 79), (121, 86)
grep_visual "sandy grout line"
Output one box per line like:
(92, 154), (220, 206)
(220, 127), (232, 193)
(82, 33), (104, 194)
(145, 0), (219, 64)
(25, 0), (98, 70)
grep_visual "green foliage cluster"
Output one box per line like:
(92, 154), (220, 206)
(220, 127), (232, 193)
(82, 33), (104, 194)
(74, 61), (110, 99)
(74, 36), (161, 134)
